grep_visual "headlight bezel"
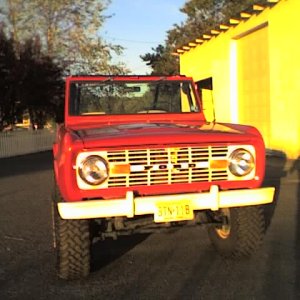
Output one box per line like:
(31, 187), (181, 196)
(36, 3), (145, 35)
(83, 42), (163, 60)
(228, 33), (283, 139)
(77, 153), (109, 188)
(228, 147), (255, 178)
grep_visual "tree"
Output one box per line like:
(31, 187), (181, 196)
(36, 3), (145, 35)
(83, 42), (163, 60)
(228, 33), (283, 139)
(0, 26), (64, 130)
(140, 44), (179, 75)
(0, 0), (25, 54)
(0, 0), (127, 74)
(0, 26), (17, 130)
(141, 0), (258, 74)
(17, 37), (64, 128)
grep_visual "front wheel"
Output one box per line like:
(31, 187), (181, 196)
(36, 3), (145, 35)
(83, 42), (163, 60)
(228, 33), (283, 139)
(52, 185), (91, 280)
(207, 206), (265, 258)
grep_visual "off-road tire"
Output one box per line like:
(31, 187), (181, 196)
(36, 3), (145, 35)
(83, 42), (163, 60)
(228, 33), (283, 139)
(207, 206), (265, 258)
(52, 185), (91, 280)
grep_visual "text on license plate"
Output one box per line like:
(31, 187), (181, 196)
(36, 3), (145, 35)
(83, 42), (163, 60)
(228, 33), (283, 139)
(154, 200), (194, 223)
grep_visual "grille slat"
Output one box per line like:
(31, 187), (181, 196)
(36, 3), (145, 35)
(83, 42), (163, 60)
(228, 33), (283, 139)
(107, 146), (228, 187)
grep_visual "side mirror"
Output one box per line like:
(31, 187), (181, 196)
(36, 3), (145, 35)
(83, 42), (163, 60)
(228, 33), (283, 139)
(201, 89), (215, 123)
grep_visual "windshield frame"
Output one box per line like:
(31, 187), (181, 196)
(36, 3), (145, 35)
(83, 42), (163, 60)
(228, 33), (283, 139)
(65, 76), (205, 127)
(68, 79), (201, 117)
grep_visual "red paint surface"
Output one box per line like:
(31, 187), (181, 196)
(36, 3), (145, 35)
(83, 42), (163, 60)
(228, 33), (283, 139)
(54, 75), (266, 202)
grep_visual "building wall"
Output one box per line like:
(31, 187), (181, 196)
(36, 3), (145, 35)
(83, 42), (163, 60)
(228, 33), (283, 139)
(237, 25), (270, 146)
(180, 0), (300, 159)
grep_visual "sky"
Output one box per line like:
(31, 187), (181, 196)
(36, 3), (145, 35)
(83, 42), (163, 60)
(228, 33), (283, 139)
(101, 0), (187, 74)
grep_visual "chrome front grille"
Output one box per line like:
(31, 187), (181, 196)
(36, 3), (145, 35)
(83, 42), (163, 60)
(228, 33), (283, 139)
(106, 146), (228, 187)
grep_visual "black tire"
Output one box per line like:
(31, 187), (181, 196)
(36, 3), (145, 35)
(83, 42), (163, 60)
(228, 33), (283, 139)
(207, 206), (265, 258)
(52, 185), (91, 280)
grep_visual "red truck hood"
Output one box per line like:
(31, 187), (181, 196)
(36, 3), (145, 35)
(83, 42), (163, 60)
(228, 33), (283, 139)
(70, 122), (259, 149)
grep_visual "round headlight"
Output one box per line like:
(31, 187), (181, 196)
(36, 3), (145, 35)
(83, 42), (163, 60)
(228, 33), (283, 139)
(229, 149), (254, 177)
(78, 155), (108, 185)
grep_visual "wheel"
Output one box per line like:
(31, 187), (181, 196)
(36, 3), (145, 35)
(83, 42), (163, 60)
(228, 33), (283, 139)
(52, 185), (91, 280)
(207, 206), (265, 258)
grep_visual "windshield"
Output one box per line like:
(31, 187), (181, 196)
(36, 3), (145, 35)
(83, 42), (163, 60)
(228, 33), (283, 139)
(69, 80), (200, 115)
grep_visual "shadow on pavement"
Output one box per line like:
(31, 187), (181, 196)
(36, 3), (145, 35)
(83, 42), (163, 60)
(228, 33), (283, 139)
(262, 151), (288, 231)
(0, 151), (53, 178)
(290, 156), (300, 296)
(91, 234), (150, 273)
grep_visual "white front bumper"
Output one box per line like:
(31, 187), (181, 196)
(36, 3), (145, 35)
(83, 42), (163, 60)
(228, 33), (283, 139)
(57, 185), (275, 220)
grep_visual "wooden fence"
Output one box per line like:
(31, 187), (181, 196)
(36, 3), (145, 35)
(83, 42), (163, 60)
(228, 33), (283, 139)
(0, 129), (55, 158)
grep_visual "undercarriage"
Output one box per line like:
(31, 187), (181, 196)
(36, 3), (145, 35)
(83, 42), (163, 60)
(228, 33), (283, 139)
(91, 211), (224, 240)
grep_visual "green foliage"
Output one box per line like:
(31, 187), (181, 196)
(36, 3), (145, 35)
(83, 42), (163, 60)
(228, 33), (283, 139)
(0, 0), (128, 74)
(140, 44), (179, 75)
(0, 27), (17, 129)
(0, 29), (63, 130)
(17, 38), (64, 128)
(141, 0), (258, 75)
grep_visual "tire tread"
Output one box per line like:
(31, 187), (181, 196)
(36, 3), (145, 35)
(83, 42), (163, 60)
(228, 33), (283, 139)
(208, 206), (265, 258)
(52, 184), (91, 280)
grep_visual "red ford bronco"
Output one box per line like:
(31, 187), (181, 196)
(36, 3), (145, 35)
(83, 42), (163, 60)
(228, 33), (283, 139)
(52, 75), (275, 279)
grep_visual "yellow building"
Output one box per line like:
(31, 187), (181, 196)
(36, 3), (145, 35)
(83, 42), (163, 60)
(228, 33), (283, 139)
(179, 0), (300, 159)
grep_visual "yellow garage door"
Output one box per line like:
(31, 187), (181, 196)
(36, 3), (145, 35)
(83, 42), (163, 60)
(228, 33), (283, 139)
(237, 25), (270, 147)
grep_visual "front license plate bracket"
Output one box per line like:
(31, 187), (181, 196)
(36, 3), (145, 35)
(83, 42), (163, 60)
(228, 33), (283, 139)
(154, 200), (194, 223)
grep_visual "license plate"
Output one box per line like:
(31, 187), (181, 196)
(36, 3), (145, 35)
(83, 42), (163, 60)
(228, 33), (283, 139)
(154, 200), (193, 223)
